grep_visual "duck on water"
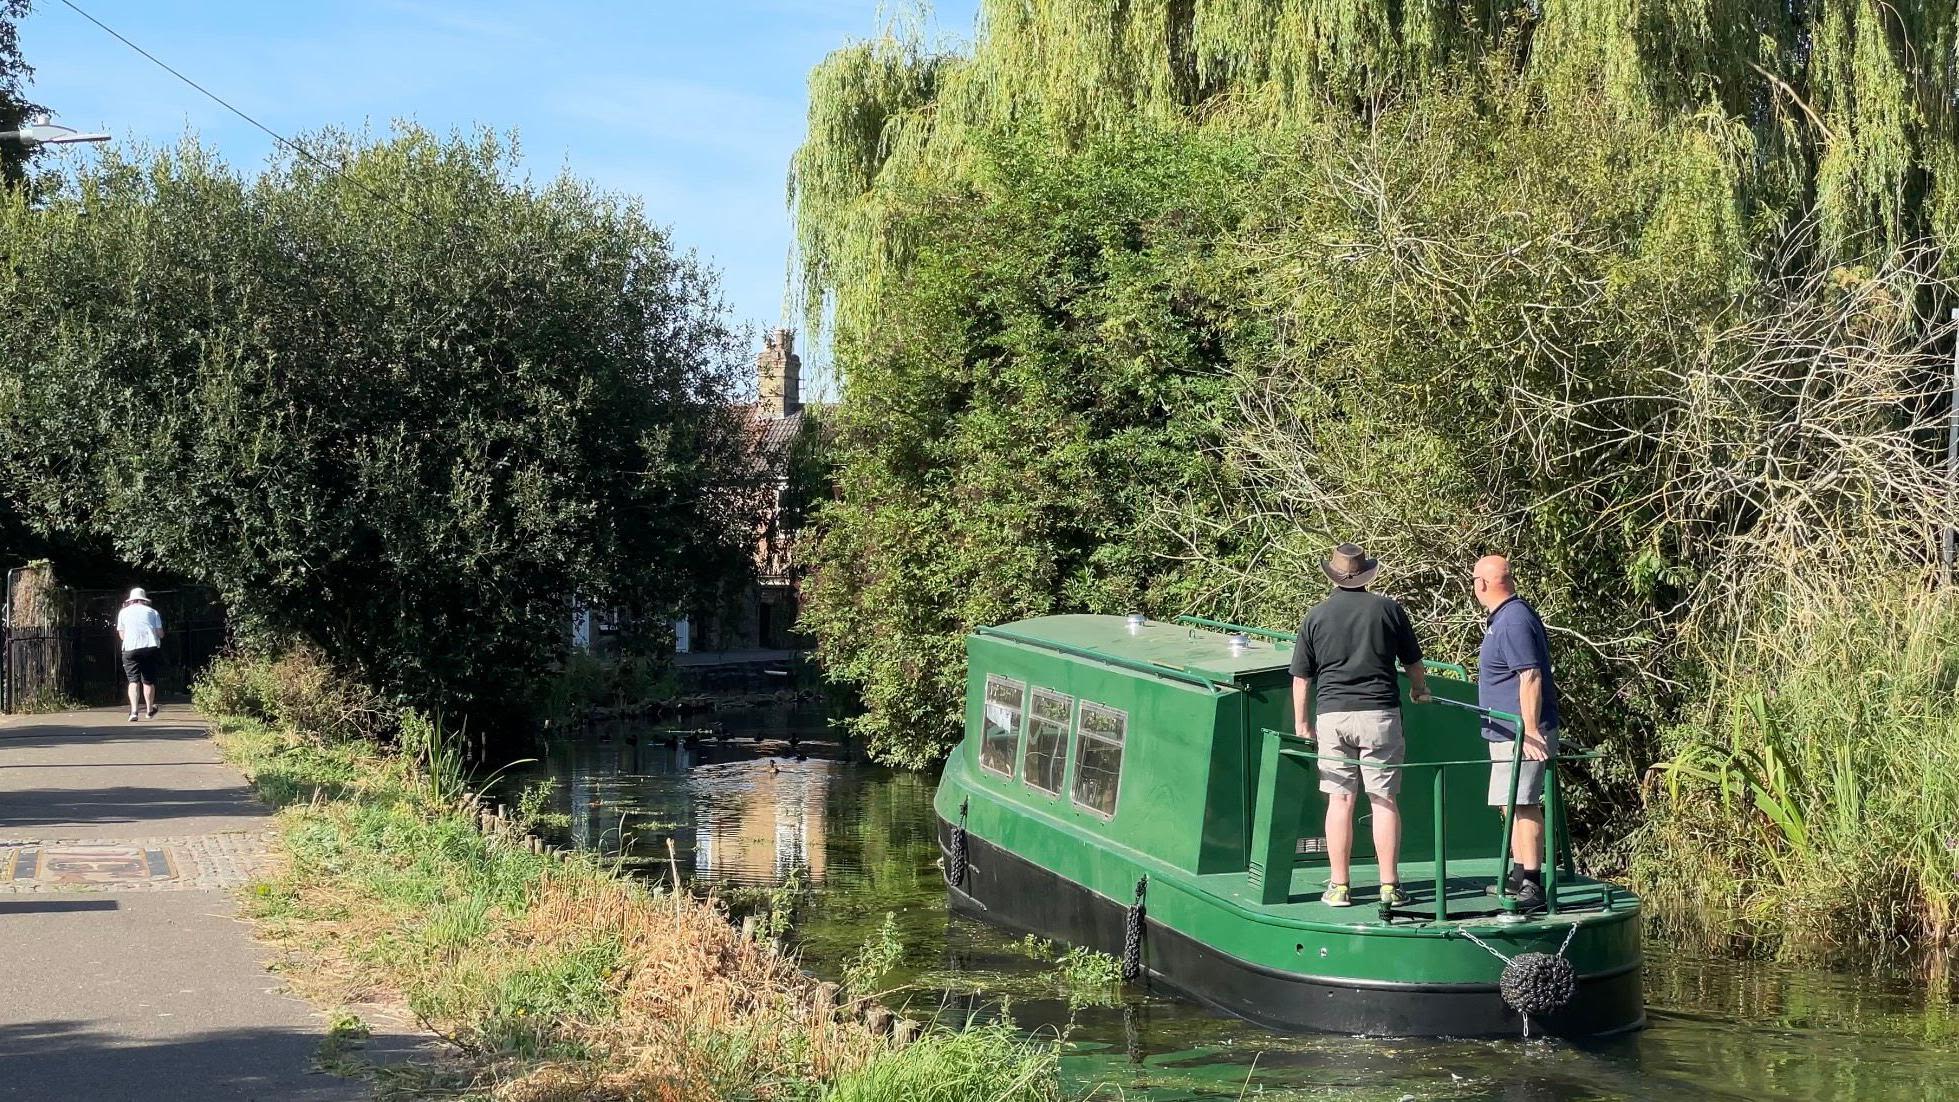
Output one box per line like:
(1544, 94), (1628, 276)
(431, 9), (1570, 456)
(933, 613), (1643, 1039)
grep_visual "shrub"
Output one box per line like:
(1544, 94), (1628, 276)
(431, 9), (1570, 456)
(194, 649), (391, 742)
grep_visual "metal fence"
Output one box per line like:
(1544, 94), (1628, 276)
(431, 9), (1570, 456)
(2, 571), (226, 711)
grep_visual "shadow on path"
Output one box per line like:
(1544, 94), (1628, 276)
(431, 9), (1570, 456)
(0, 785), (267, 830)
(0, 899), (118, 915)
(0, 722), (212, 750)
(0, 1019), (373, 1101)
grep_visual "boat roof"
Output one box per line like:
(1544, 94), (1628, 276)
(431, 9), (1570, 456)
(985, 614), (1290, 682)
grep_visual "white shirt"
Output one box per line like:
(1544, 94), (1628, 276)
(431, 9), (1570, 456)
(118, 604), (163, 652)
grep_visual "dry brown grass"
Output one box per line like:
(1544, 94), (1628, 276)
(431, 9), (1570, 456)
(224, 717), (890, 1101)
(486, 878), (888, 1102)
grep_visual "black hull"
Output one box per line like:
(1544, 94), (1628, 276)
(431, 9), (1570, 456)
(939, 817), (1645, 1039)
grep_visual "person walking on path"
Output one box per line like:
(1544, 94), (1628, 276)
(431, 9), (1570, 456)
(1290, 542), (1432, 908)
(1471, 555), (1562, 913)
(117, 587), (164, 721)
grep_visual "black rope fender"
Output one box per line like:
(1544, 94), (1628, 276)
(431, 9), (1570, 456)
(1121, 876), (1148, 983)
(943, 798), (969, 889)
(1460, 922), (1581, 1038)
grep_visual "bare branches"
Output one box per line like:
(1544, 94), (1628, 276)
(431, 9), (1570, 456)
(1151, 98), (1959, 698)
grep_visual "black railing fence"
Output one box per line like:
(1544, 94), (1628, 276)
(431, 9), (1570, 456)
(2, 572), (225, 711)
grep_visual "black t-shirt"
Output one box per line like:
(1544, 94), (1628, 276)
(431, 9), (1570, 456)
(1288, 588), (1422, 713)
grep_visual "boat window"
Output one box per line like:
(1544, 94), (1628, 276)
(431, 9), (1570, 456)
(980, 675), (1025, 778)
(1071, 701), (1125, 817)
(1023, 689), (1071, 795)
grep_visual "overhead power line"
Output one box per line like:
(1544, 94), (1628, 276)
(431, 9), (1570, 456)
(53, 0), (424, 220)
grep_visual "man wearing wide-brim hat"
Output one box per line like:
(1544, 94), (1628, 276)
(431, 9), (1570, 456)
(1289, 543), (1431, 909)
(117, 587), (165, 722)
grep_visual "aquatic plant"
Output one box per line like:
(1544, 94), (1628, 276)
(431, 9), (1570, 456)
(843, 911), (907, 997)
(1054, 946), (1124, 1009)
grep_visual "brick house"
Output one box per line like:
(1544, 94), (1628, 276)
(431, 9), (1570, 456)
(572, 329), (818, 657)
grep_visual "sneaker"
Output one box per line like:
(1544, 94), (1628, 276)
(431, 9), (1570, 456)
(1511, 879), (1548, 914)
(1380, 884), (1410, 909)
(128, 712), (140, 722)
(1322, 882), (1352, 907)
(147, 706), (158, 718)
(1504, 864), (1527, 894)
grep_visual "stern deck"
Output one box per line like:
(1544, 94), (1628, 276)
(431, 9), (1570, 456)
(1197, 857), (1638, 930)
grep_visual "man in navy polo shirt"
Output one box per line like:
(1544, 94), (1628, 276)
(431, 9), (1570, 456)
(1472, 555), (1560, 912)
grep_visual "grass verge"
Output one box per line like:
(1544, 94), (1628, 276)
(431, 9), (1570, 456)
(204, 654), (1062, 1102)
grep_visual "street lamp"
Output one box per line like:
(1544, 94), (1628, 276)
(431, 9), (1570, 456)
(0, 116), (110, 148)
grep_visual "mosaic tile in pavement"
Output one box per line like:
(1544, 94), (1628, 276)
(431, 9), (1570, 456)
(0, 831), (274, 891)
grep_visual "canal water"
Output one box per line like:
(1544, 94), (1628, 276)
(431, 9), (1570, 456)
(510, 712), (1959, 1101)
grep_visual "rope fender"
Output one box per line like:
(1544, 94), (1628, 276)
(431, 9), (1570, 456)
(943, 798), (969, 889)
(1459, 922), (1581, 1038)
(1121, 876), (1148, 983)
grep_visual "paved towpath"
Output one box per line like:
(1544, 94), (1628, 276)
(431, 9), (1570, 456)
(0, 705), (423, 1099)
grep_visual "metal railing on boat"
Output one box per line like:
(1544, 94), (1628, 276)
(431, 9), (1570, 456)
(1254, 704), (1599, 921)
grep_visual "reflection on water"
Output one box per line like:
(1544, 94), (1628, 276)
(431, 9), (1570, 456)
(511, 713), (1959, 1102)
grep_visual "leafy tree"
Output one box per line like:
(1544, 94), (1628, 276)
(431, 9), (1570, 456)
(799, 127), (1249, 764)
(0, 0), (38, 187)
(0, 128), (766, 717)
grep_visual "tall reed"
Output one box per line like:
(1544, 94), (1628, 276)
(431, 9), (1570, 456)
(1637, 577), (1959, 955)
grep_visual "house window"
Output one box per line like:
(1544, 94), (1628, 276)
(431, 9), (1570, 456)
(1022, 689), (1071, 795)
(1072, 701), (1126, 817)
(980, 675), (1025, 778)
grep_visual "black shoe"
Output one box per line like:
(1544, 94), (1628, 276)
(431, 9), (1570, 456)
(1511, 879), (1547, 914)
(147, 706), (158, 718)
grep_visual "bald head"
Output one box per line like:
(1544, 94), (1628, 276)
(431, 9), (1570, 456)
(1473, 555), (1516, 611)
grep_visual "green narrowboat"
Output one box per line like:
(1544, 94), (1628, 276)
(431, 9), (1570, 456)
(934, 614), (1643, 1038)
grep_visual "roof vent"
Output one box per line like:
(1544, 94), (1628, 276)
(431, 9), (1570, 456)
(1125, 613), (1146, 634)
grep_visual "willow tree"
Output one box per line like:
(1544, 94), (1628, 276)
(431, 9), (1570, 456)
(791, 1), (1959, 766)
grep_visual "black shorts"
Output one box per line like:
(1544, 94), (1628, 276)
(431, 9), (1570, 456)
(122, 646), (162, 685)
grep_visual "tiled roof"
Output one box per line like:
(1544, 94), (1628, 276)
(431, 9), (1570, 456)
(757, 411), (803, 458)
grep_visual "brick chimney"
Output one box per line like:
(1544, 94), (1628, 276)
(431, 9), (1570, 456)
(758, 329), (801, 417)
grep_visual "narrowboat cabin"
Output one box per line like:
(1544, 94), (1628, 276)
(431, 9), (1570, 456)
(934, 614), (1643, 1038)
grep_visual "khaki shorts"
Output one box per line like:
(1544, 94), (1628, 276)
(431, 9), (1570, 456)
(1487, 729), (1560, 806)
(1316, 710), (1405, 798)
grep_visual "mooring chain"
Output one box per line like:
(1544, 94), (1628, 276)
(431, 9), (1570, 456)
(1457, 926), (1514, 964)
(1458, 920), (1582, 1039)
(942, 798), (969, 888)
(1121, 875), (1148, 983)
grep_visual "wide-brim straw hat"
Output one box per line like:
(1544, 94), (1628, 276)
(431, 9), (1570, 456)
(124, 587), (149, 605)
(1320, 543), (1381, 590)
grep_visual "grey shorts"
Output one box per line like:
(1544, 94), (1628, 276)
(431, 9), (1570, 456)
(1317, 710), (1404, 798)
(1487, 730), (1560, 806)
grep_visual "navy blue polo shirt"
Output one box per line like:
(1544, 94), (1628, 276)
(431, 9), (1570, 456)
(1477, 597), (1559, 741)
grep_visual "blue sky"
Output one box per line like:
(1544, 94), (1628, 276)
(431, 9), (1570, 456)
(19, 0), (981, 385)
